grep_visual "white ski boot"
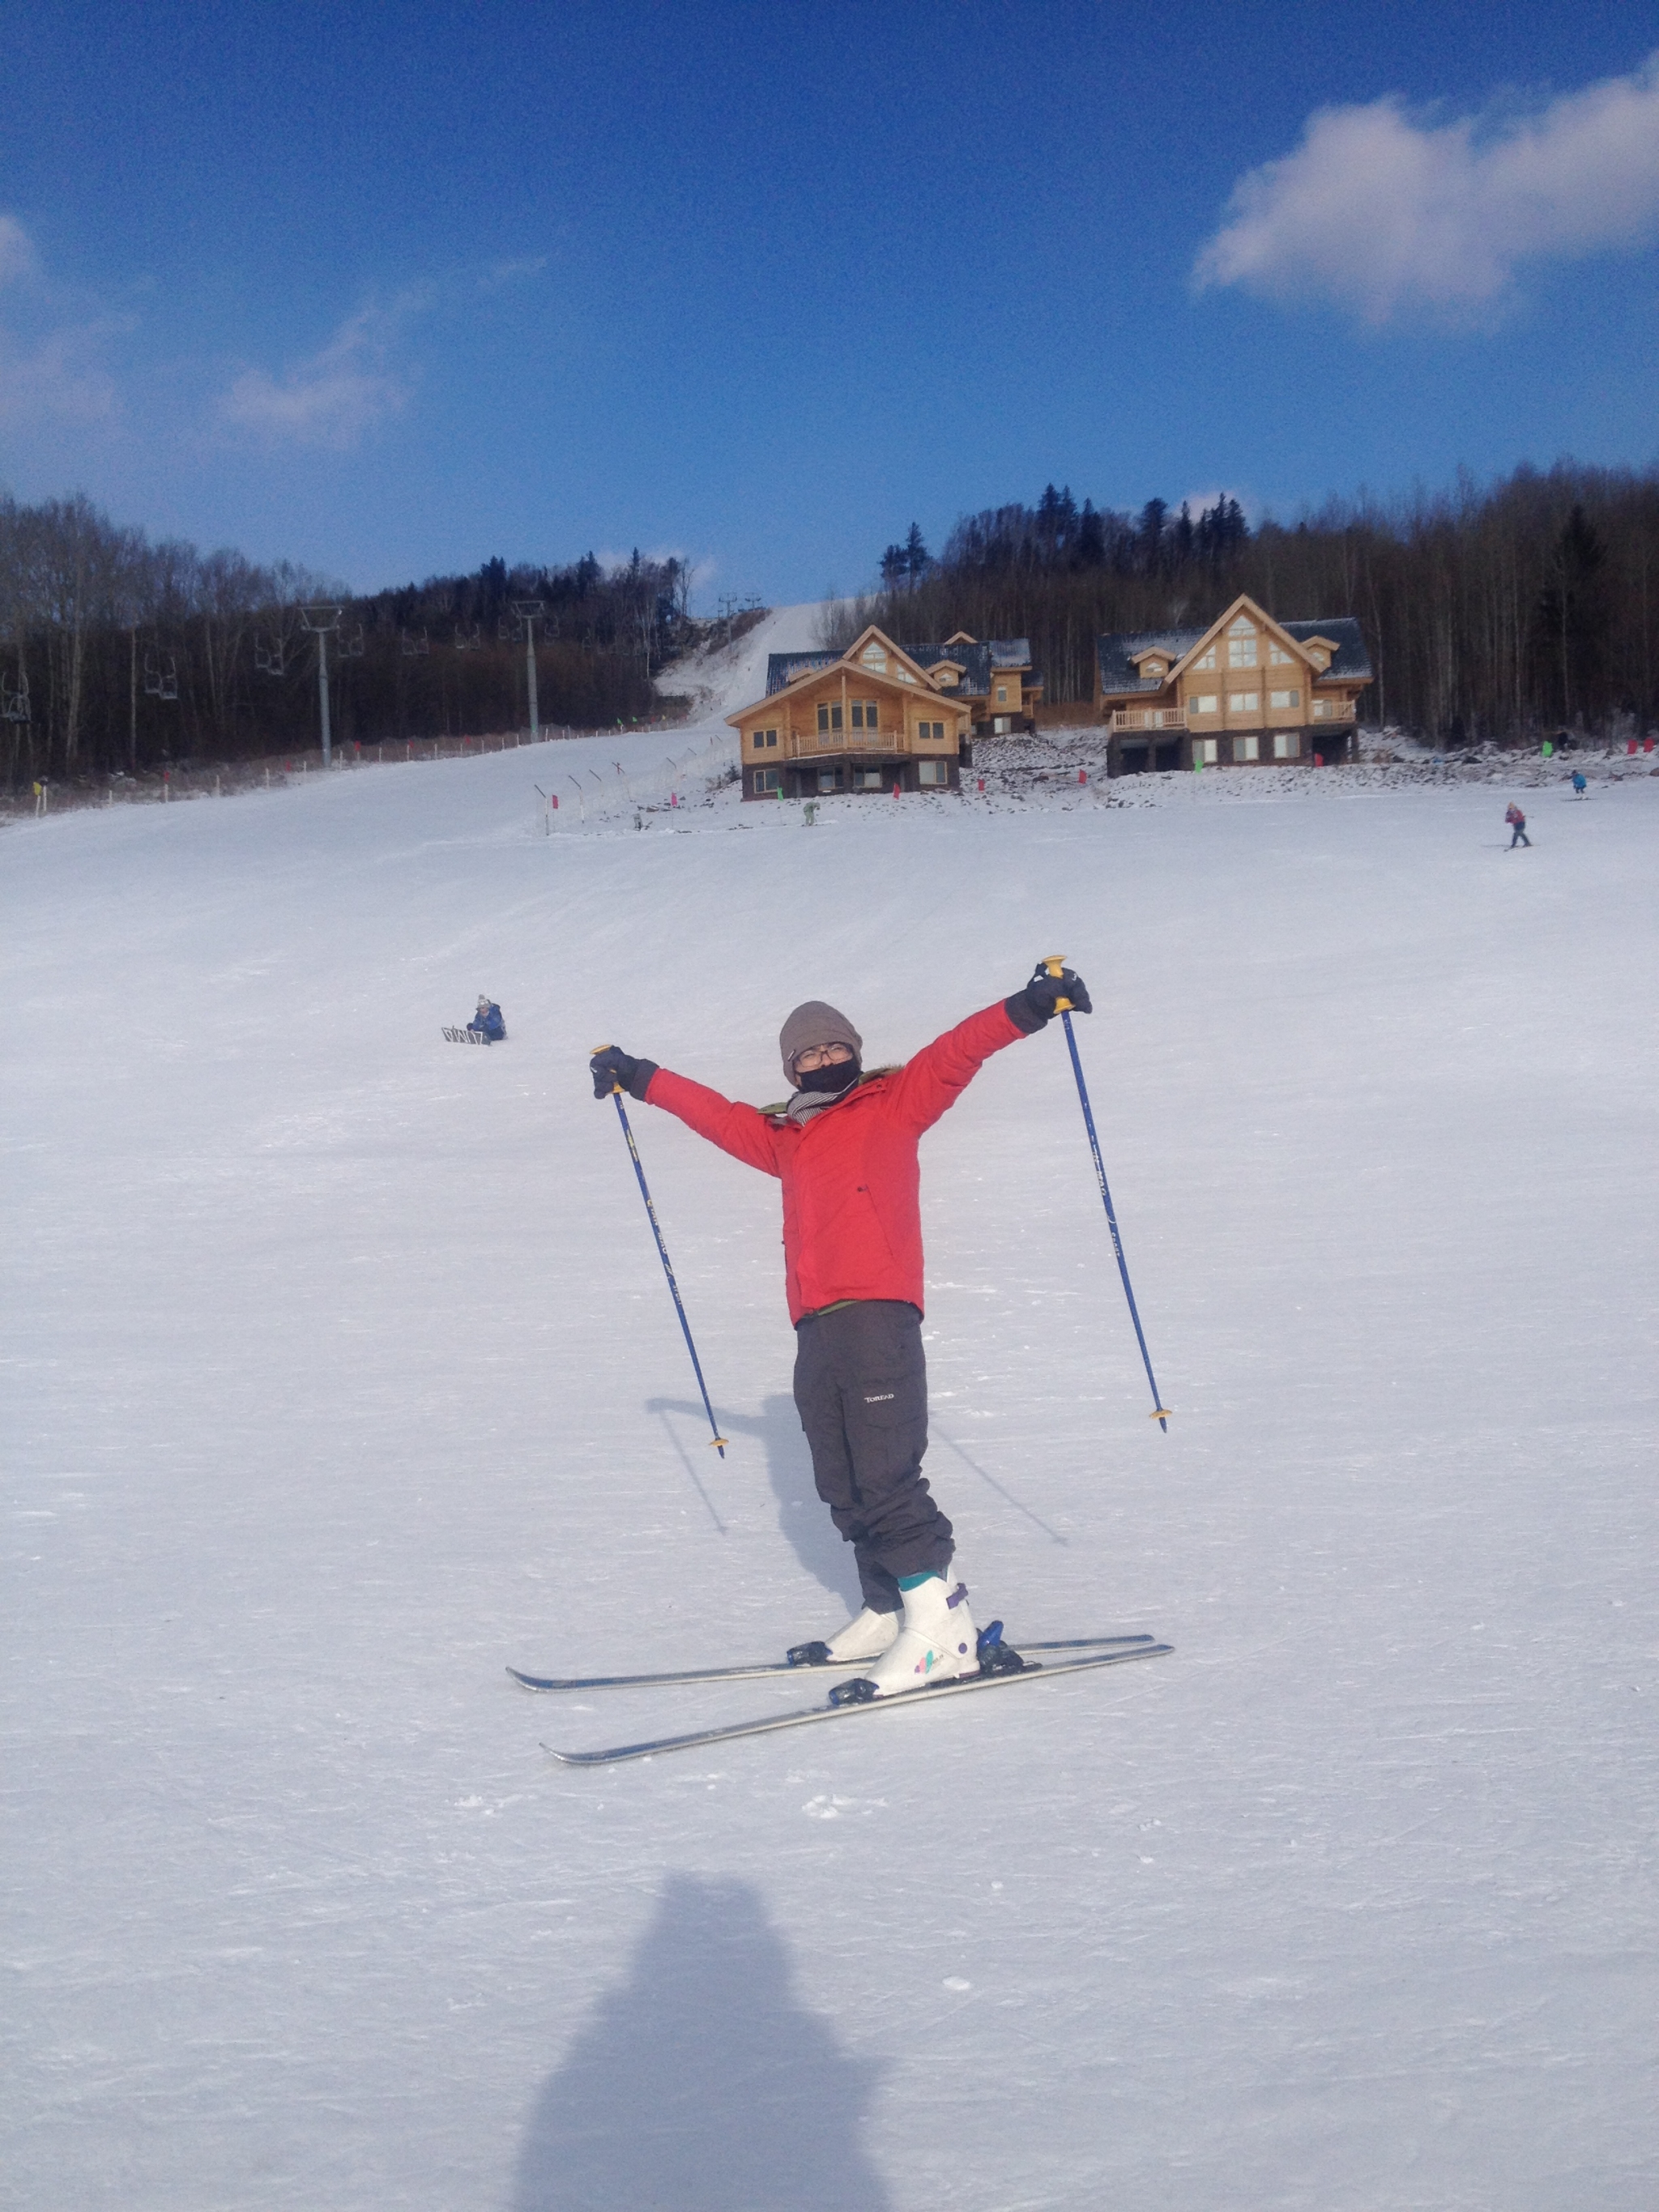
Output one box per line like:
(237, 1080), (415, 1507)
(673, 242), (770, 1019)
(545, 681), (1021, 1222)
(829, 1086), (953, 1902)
(786, 1605), (901, 1669)
(842, 1575), (979, 1701)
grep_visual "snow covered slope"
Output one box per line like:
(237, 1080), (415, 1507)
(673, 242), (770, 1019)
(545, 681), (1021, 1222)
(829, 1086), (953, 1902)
(3, 753), (1656, 2211)
(658, 598), (838, 721)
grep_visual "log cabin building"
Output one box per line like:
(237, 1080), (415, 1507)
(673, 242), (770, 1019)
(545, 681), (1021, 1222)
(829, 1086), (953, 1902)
(766, 633), (1041, 739)
(1096, 595), (1371, 775)
(732, 626), (988, 800)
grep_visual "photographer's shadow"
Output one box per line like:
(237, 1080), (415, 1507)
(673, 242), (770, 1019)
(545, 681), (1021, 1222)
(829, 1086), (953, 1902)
(512, 1874), (890, 2212)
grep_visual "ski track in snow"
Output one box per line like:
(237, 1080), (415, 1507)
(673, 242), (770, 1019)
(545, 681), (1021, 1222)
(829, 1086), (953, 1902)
(2, 724), (1656, 2211)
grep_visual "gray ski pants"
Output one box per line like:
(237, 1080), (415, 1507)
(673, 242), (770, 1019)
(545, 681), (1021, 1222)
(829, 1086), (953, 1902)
(791, 1299), (954, 1612)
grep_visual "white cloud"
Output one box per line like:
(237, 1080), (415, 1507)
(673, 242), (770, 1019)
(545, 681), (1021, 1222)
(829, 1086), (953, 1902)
(0, 213), (124, 427)
(477, 255), (548, 293)
(0, 215), (39, 287)
(1194, 52), (1659, 325)
(216, 294), (424, 449)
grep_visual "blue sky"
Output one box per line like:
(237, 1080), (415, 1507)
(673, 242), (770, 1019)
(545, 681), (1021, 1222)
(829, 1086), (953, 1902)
(4, 1), (1657, 605)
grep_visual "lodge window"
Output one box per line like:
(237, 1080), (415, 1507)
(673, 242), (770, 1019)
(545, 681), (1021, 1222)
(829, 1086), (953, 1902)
(1234, 734), (1260, 762)
(817, 702), (843, 732)
(751, 728), (778, 750)
(1227, 635), (1258, 668)
(1194, 648), (1217, 671)
(855, 768), (885, 788)
(1273, 732), (1300, 759)
(1269, 643), (1294, 665)
(753, 767), (781, 792)
(1228, 692), (1259, 714)
(818, 767), (843, 792)
(916, 720), (945, 741)
(1188, 693), (1218, 715)
(850, 700), (879, 729)
(918, 759), (948, 785)
(1193, 738), (1218, 765)
(1269, 690), (1299, 710)
(996, 685), (1009, 702)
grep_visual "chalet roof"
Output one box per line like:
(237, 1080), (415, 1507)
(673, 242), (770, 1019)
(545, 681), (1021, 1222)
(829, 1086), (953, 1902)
(1097, 614), (1371, 695)
(766, 633), (1033, 698)
(903, 642), (993, 696)
(766, 651), (840, 695)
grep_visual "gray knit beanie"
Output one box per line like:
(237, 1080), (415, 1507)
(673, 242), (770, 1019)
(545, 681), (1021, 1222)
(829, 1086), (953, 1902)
(778, 1000), (863, 1083)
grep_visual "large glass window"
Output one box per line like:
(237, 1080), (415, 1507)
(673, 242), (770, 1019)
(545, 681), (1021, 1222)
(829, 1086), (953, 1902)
(1188, 693), (1218, 715)
(1193, 648), (1217, 671)
(1234, 734), (1260, 762)
(1193, 738), (1218, 765)
(916, 720), (945, 742)
(918, 759), (948, 785)
(751, 727), (778, 751)
(1269, 690), (1299, 710)
(817, 702), (844, 732)
(1273, 731), (1301, 759)
(1227, 635), (1258, 668)
(850, 700), (879, 729)
(753, 767), (781, 792)
(1228, 691), (1259, 714)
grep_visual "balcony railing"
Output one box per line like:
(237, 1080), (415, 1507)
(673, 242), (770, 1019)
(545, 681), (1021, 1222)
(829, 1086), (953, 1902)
(1111, 707), (1186, 732)
(771, 726), (955, 760)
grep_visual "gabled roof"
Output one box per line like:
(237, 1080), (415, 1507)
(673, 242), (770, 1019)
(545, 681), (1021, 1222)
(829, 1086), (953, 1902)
(1095, 628), (1205, 696)
(1276, 620), (1370, 681)
(1097, 600), (1371, 696)
(766, 649), (840, 695)
(902, 641), (993, 696)
(731, 627), (972, 728)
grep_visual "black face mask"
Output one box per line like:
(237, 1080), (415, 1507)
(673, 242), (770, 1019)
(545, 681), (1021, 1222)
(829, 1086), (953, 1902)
(795, 1057), (860, 1095)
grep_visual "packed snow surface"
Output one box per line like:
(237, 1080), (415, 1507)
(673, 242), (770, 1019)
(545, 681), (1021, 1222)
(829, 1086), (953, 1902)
(3, 728), (1656, 2212)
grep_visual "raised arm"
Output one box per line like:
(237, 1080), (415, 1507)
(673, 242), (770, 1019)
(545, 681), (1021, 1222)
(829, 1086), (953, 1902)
(590, 1047), (783, 1177)
(885, 963), (1094, 1135)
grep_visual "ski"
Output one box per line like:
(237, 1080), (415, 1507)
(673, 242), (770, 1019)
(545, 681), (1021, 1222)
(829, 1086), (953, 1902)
(540, 1640), (1174, 1766)
(508, 1631), (1159, 1694)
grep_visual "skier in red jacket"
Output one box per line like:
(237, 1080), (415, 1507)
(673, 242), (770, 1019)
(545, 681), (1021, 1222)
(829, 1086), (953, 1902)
(590, 964), (1091, 1699)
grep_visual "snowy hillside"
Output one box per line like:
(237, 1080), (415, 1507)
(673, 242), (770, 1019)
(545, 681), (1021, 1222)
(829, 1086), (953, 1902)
(3, 748), (1656, 2212)
(657, 599), (837, 722)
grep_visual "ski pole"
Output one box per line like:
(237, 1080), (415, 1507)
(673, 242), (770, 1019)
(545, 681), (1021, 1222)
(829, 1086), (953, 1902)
(598, 1065), (727, 1456)
(1042, 955), (1171, 1432)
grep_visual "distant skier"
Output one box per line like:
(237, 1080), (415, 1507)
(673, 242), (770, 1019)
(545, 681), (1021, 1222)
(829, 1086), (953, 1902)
(1571, 771), (1588, 798)
(590, 964), (1093, 1700)
(1504, 802), (1531, 848)
(468, 995), (506, 1042)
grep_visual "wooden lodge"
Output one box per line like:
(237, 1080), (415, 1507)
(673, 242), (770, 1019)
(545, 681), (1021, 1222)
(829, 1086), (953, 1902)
(731, 626), (979, 800)
(1096, 595), (1372, 775)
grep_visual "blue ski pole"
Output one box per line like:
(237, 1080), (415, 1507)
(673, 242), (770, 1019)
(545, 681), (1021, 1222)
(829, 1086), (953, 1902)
(1042, 955), (1171, 1432)
(601, 1072), (727, 1456)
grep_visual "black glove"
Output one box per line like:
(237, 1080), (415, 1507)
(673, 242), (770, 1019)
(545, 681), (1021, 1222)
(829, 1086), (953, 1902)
(590, 1046), (659, 1101)
(1005, 963), (1092, 1034)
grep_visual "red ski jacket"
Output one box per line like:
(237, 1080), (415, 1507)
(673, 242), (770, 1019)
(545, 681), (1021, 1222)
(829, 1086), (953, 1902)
(645, 1001), (1027, 1324)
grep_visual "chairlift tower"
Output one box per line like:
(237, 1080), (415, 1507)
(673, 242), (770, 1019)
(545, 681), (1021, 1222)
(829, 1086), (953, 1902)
(299, 604), (344, 766)
(510, 599), (544, 741)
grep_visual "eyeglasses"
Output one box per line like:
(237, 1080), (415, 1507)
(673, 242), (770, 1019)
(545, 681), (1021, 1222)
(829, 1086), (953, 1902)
(794, 1043), (853, 1071)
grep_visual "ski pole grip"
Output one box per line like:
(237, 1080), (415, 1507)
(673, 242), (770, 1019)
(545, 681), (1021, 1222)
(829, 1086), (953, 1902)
(591, 1042), (624, 1094)
(1041, 953), (1073, 1014)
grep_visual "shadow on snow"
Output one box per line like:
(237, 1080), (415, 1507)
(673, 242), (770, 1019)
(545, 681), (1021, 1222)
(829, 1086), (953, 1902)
(511, 1873), (891, 2212)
